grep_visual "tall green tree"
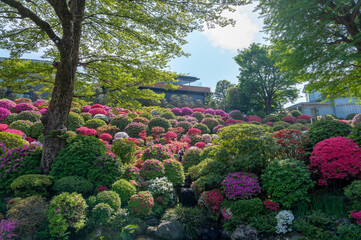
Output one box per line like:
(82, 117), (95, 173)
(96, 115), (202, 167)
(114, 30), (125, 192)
(256, 0), (361, 99)
(234, 43), (298, 114)
(214, 80), (233, 101)
(0, 0), (248, 173)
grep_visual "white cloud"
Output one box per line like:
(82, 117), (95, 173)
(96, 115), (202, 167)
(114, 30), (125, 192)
(202, 6), (260, 52)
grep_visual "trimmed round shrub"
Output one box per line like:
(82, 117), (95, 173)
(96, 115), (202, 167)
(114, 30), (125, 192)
(171, 108), (182, 116)
(89, 108), (107, 116)
(177, 116), (187, 121)
(221, 172), (261, 200)
(261, 160), (315, 208)
(215, 109), (226, 116)
(192, 112), (205, 122)
(182, 148), (202, 172)
(139, 112), (153, 120)
(263, 115), (280, 123)
(16, 111), (41, 122)
(148, 117), (172, 132)
(193, 123), (210, 134)
(229, 110), (244, 120)
(96, 190), (121, 211)
(112, 179), (137, 203)
(139, 159), (165, 180)
(288, 123), (308, 131)
(122, 165), (140, 180)
(28, 121), (43, 139)
(205, 108), (215, 115)
(133, 117), (150, 125)
(9, 120), (32, 136)
(47, 192), (87, 238)
(127, 112), (138, 119)
(124, 122), (147, 138)
(201, 118), (219, 133)
(50, 135), (107, 180)
(308, 119), (352, 146)
(84, 118), (106, 129)
(344, 181), (361, 211)
(128, 191), (154, 218)
(87, 153), (123, 186)
(111, 139), (137, 164)
(80, 112), (92, 122)
(142, 144), (172, 161)
(53, 176), (94, 196)
(181, 107), (193, 116)
(281, 116), (296, 124)
(92, 203), (114, 225)
(4, 113), (18, 125)
(176, 121), (193, 133)
(0, 99), (16, 110)
(0, 145), (41, 195)
(99, 133), (112, 142)
(10, 174), (53, 198)
(15, 103), (34, 113)
(161, 110), (176, 119)
(163, 159), (185, 187)
(97, 125), (119, 137)
(6, 196), (48, 238)
(94, 114), (108, 123)
(67, 112), (85, 131)
(310, 136), (361, 186)
(71, 107), (81, 114)
(0, 132), (28, 149)
(272, 124), (286, 132)
(288, 110), (302, 118)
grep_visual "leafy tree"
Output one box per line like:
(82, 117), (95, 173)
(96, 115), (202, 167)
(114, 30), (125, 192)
(224, 86), (252, 113)
(214, 80), (233, 101)
(234, 43), (298, 114)
(0, 0), (248, 173)
(256, 0), (361, 100)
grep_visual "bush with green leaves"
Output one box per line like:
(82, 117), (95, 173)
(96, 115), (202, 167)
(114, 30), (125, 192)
(248, 213), (277, 235)
(50, 135), (107, 181)
(112, 179), (137, 203)
(53, 176), (94, 196)
(142, 144), (172, 161)
(288, 110), (302, 118)
(67, 112), (85, 131)
(272, 124), (286, 132)
(229, 110), (244, 120)
(163, 159), (185, 187)
(80, 112), (92, 122)
(6, 196), (48, 238)
(9, 120), (33, 136)
(148, 117), (172, 132)
(10, 174), (53, 198)
(128, 191), (154, 218)
(222, 198), (263, 220)
(91, 203), (114, 225)
(201, 118), (219, 133)
(335, 223), (361, 240)
(139, 159), (165, 180)
(96, 190), (121, 211)
(346, 113), (357, 120)
(176, 121), (193, 133)
(349, 122), (361, 147)
(4, 113), (18, 125)
(261, 160), (315, 208)
(16, 111), (41, 122)
(139, 112), (153, 120)
(28, 121), (43, 139)
(344, 180), (361, 211)
(0, 132), (28, 149)
(200, 145), (217, 161)
(0, 145), (41, 195)
(214, 124), (277, 175)
(111, 138), (137, 164)
(162, 205), (207, 240)
(124, 122), (147, 138)
(127, 112), (138, 119)
(192, 112), (205, 122)
(308, 119), (352, 146)
(47, 192), (87, 238)
(263, 115), (280, 123)
(84, 118), (107, 130)
(161, 110), (176, 119)
(193, 123), (210, 134)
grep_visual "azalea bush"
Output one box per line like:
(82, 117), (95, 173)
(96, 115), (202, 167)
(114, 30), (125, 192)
(221, 172), (261, 200)
(124, 122), (147, 138)
(273, 129), (310, 160)
(112, 179), (137, 203)
(142, 144), (172, 161)
(128, 191), (154, 218)
(111, 138), (137, 164)
(139, 159), (165, 180)
(163, 159), (185, 187)
(198, 189), (224, 220)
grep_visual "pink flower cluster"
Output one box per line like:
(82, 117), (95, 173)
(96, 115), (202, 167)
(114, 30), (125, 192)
(263, 199), (279, 212)
(15, 103), (34, 113)
(195, 142), (206, 149)
(199, 189), (224, 217)
(247, 115), (262, 123)
(0, 107), (11, 122)
(281, 115), (296, 124)
(221, 172), (261, 200)
(76, 127), (97, 136)
(89, 108), (107, 116)
(350, 210), (361, 225)
(0, 100), (16, 110)
(187, 128), (201, 136)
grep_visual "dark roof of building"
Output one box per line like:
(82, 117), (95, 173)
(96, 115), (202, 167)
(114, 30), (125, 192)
(144, 82), (210, 93)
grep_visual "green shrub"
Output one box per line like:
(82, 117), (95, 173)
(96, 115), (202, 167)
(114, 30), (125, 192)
(182, 148), (202, 172)
(97, 190), (121, 211)
(248, 213), (277, 235)
(163, 159), (185, 187)
(191, 173), (223, 192)
(200, 145), (217, 161)
(53, 176), (94, 196)
(47, 192), (87, 238)
(97, 125), (119, 136)
(80, 112), (92, 122)
(349, 122), (361, 147)
(139, 159), (165, 180)
(4, 113), (18, 125)
(272, 124), (285, 131)
(28, 121), (44, 139)
(50, 135), (107, 180)
(16, 111), (42, 122)
(188, 158), (214, 180)
(67, 112), (85, 131)
(336, 223), (361, 240)
(112, 179), (137, 203)
(201, 118), (219, 133)
(142, 144), (172, 161)
(10, 174), (53, 198)
(192, 112), (205, 122)
(127, 112), (138, 119)
(87, 195), (97, 209)
(288, 110), (302, 118)
(161, 110), (176, 119)
(344, 180), (361, 211)
(308, 119), (352, 146)
(6, 196), (48, 238)
(111, 139), (137, 164)
(193, 123), (210, 134)
(71, 108), (81, 114)
(229, 111), (244, 120)
(128, 191), (154, 218)
(124, 122), (147, 138)
(346, 113), (357, 120)
(162, 205), (207, 240)
(148, 117), (172, 132)
(263, 115), (280, 123)
(0, 132), (28, 149)
(111, 115), (132, 131)
(222, 198), (262, 220)
(0, 145), (41, 195)
(288, 123), (308, 131)
(261, 160), (315, 208)
(9, 120), (33, 135)
(94, 114), (108, 123)
(87, 153), (123, 186)
(92, 203), (114, 225)
(84, 118), (106, 129)
(139, 112), (153, 120)
(176, 121), (193, 133)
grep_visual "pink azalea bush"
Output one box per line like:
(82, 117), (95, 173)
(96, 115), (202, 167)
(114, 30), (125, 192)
(0, 100), (16, 110)
(0, 108), (11, 122)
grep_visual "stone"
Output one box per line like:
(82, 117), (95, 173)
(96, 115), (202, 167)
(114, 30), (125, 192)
(146, 218), (160, 226)
(332, 218), (350, 230)
(146, 226), (158, 238)
(179, 187), (197, 207)
(231, 224), (259, 240)
(221, 229), (232, 239)
(155, 220), (184, 240)
(127, 216), (147, 235)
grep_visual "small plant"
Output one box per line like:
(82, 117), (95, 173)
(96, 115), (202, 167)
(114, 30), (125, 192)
(221, 171), (261, 200)
(53, 176), (94, 196)
(10, 174), (53, 198)
(112, 179), (137, 203)
(96, 190), (121, 211)
(92, 203), (114, 225)
(128, 191), (154, 218)
(275, 210), (294, 234)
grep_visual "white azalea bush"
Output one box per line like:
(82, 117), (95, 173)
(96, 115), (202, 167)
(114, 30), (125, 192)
(147, 177), (175, 217)
(276, 210), (294, 234)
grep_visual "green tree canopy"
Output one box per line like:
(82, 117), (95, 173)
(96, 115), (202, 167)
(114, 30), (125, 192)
(256, 0), (361, 99)
(234, 43), (298, 114)
(214, 79), (234, 101)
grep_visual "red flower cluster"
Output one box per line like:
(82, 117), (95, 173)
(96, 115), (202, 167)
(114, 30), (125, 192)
(273, 129), (310, 159)
(281, 115), (296, 124)
(350, 210), (361, 225)
(187, 128), (201, 136)
(89, 108), (107, 116)
(76, 127), (97, 136)
(195, 142), (206, 149)
(199, 189), (224, 217)
(99, 133), (112, 142)
(247, 115), (262, 123)
(263, 200), (279, 212)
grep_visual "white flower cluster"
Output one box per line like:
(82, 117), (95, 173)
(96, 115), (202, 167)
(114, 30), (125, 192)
(147, 177), (174, 199)
(276, 210), (294, 234)
(114, 132), (129, 140)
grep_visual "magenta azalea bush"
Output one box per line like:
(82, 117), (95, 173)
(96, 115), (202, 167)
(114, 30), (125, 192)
(221, 172), (261, 200)
(15, 103), (34, 113)
(0, 107), (11, 122)
(181, 107), (193, 116)
(0, 100), (16, 110)
(143, 144), (172, 161)
(0, 219), (20, 239)
(205, 108), (215, 115)
(139, 159), (165, 180)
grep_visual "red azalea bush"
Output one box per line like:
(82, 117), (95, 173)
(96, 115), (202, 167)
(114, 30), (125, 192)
(263, 200), (279, 213)
(76, 127), (97, 136)
(0, 124), (8, 131)
(199, 189), (224, 218)
(350, 210), (361, 225)
(89, 108), (107, 116)
(99, 133), (112, 142)
(3, 129), (25, 137)
(248, 115), (262, 123)
(273, 129), (310, 160)
(297, 115), (312, 121)
(195, 142), (206, 149)
(165, 131), (177, 143)
(310, 136), (361, 185)
(193, 108), (205, 113)
(128, 191), (154, 218)
(281, 115), (296, 124)
(91, 104), (104, 109)
(221, 172), (261, 200)
(187, 128), (202, 136)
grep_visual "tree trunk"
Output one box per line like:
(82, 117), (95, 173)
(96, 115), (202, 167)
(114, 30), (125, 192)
(265, 97), (272, 115)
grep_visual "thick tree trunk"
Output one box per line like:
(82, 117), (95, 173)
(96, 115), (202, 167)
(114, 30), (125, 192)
(265, 97), (272, 115)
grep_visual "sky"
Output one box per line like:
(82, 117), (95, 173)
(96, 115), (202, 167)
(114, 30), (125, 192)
(0, 3), (306, 107)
